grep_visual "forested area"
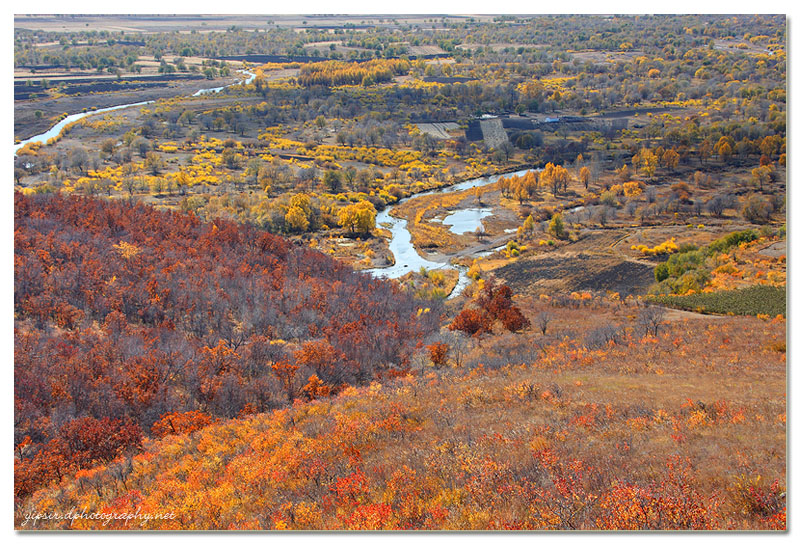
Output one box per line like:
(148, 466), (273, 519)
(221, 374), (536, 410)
(13, 14), (786, 531)
(14, 193), (439, 499)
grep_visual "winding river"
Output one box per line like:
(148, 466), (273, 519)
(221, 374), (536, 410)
(367, 168), (535, 298)
(14, 70), (256, 154)
(14, 71), (530, 299)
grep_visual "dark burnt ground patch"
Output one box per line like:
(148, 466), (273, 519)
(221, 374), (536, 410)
(494, 253), (654, 297)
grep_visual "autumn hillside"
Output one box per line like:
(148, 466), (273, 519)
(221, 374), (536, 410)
(17, 291), (785, 529)
(14, 193), (440, 501)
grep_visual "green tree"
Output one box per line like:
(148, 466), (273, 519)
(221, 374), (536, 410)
(323, 170), (343, 193)
(548, 213), (566, 239)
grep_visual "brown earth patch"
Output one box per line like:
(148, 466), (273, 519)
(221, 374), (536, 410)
(494, 252), (654, 297)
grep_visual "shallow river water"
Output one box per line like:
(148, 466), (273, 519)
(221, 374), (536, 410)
(16, 74), (532, 300)
(367, 168), (534, 298)
(14, 71), (256, 154)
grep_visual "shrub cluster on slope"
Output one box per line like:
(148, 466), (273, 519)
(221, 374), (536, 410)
(17, 315), (785, 530)
(14, 193), (440, 500)
(649, 285), (786, 317)
(650, 229), (782, 295)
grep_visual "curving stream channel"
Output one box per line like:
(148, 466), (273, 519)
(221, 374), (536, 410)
(367, 168), (535, 298)
(14, 72), (530, 300)
(14, 70), (256, 154)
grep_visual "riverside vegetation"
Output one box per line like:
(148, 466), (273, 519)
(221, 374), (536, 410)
(14, 14), (785, 530)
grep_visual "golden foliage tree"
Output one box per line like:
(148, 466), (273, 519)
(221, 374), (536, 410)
(338, 201), (377, 235)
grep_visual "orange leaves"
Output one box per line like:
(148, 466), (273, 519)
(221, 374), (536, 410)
(14, 442), (68, 499)
(53, 302), (84, 330)
(625, 417), (650, 432)
(763, 508), (787, 531)
(729, 475), (786, 529)
(15, 436), (33, 458)
(16, 355), (785, 531)
(15, 193), (439, 492)
(595, 483), (651, 530)
(16, 417), (142, 501)
(687, 410), (709, 428)
(330, 469), (370, 508)
(196, 340), (243, 405)
(151, 411), (216, 438)
(302, 375), (331, 401)
(450, 281), (529, 337)
(570, 403), (602, 430)
(426, 342), (449, 367)
(569, 291), (593, 302)
(294, 339), (346, 385)
(597, 457), (721, 530)
(503, 380), (542, 402)
(115, 354), (164, 408)
(449, 308), (492, 337)
(271, 359), (300, 401)
(345, 503), (393, 530)
(292, 501), (324, 529)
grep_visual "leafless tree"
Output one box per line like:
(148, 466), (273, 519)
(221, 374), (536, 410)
(535, 311), (554, 336)
(637, 305), (667, 336)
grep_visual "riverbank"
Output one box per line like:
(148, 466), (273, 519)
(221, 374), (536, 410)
(388, 179), (522, 255)
(14, 74), (240, 141)
(366, 166), (536, 298)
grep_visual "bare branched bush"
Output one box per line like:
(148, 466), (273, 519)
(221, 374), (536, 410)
(637, 305), (667, 337)
(585, 324), (622, 348)
(535, 311), (554, 336)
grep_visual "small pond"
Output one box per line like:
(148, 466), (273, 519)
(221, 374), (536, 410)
(442, 207), (494, 235)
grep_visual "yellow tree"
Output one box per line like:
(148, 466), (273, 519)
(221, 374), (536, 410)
(631, 152), (640, 175)
(285, 193), (313, 232)
(751, 165), (773, 192)
(475, 186), (485, 205)
(285, 205), (310, 232)
(511, 171), (538, 203)
(579, 166), (591, 190)
(541, 163), (570, 196)
(662, 148), (680, 172)
(540, 163), (553, 195)
(143, 151), (165, 175)
(698, 140), (713, 164)
(290, 193), (313, 217)
(522, 171), (539, 196)
(636, 148), (658, 179)
(338, 201), (377, 235)
(548, 213), (566, 239)
(714, 136), (735, 163)
(175, 168), (190, 196)
(760, 135), (782, 159)
(717, 142), (733, 163)
(513, 182), (531, 204)
(552, 165), (571, 195)
(521, 170), (538, 191)
(518, 214), (536, 239)
(498, 176), (512, 198)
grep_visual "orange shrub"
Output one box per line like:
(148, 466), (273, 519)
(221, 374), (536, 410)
(151, 411), (216, 438)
